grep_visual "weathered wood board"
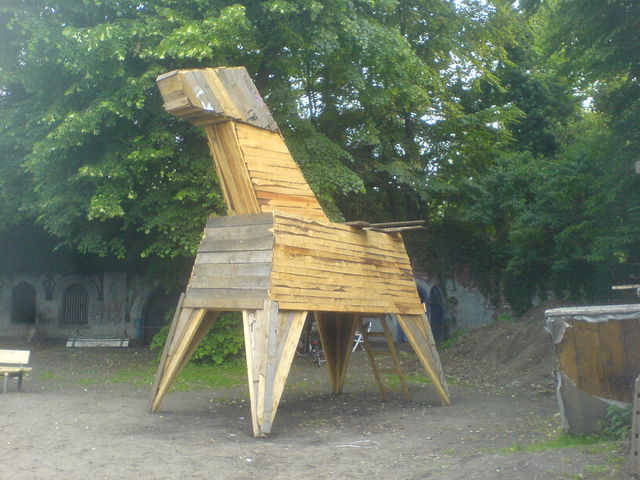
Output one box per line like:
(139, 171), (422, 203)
(157, 68), (278, 131)
(271, 213), (424, 314)
(546, 305), (640, 434)
(183, 213), (274, 311)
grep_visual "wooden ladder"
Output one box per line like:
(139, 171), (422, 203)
(357, 315), (411, 401)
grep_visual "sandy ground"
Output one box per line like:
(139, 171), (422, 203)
(0, 322), (631, 480)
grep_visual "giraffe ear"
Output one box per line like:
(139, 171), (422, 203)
(156, 67), (279, 132)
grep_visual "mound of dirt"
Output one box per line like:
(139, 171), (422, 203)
(437, 300), (575, 393)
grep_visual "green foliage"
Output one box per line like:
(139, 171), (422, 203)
(439, 329), (468, 350)
(1, 0), (638, 314)
(600, 405), (632, 441)
(150, 312), (244, 366)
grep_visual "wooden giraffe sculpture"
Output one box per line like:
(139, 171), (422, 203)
(149, 67), (450, 437)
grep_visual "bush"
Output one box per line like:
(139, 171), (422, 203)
(150, 311), (244, 366)
(601, 405), (633, 440)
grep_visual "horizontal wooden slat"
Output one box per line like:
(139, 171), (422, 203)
(186, 287), (268, 300)
(198, 236), (274, 253)
(274, 216), (407, 254)
(192, 262), (273, 277)
(206, 213), (273, 228)
(188, 275), (270, 290)
(195, 250), (273, 265)
(274, 233), (409, 262)
(182, 296), (265, 310)
(269, 212), (423, 314)
(203, 224), (273, 240)
(0, 349), (30, 364)
(272, 260), (411, 281)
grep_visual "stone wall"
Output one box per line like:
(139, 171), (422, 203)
(0, 272), (158, 342)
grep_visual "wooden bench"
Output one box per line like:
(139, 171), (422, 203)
(66, 337), (129, 347)
(0, 349), (32, 393)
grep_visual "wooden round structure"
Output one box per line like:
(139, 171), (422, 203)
(545, 304), (640, 434)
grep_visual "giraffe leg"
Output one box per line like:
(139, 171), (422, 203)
(243, 300), (307, 437)
(150, 305), (219, 413)
(315, 312), (358, 394)
(394, 313), (450, 405)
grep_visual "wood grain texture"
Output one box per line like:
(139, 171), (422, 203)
(235, 123), (328, 222)
(156, 68), (278, 131)
(271, 213), (423, 315)
(184, 214), (274, 311)
(555, 317), (640, 402)
(315, 312), (357, 394)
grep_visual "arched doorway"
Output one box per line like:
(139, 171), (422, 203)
(428, 285), (445, 344)
(141, 291), (180, 345)
(12, 282), (37, 324)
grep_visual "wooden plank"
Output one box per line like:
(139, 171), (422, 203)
(204, 125), (241, 215)
(255, 190), (319, 203)
(192, 262), (273, 278)
(157, 68), (278, 131)
(235, 124), (290, 154)
(206, 213), (274, 228)
(182, 296), (265, 311)
(394, 314), (450, 405)
(188, 275), (270, 290)
(270, 276), (417, 294)
(597, 320), (628, 401)
(248, 174), (314, 187)
(555, 319), (579, 385)
(149, 293), (184, 411)
(273, 217), (410, 254)
(272, 256), (413, 278)
(185, 287), (269, 300)
(623, 319), (640, 403)
(280, 302), (422, 315)
(203, 224), (273, 241)
(274, 233), (411, 262)
(631, 375), (640, 476)
(276, 298), (424, 315)
(316, 312), (357, 394)
(274, 242), (411, 267)
(574, 321), (604, 397)
(212, 122), (262, 214)
(260, 205), (329, 221)
(380, 316), (411, 401)
(150, 308), (207, 413)
(261, 309), (308, 434)
(0, 350), (30, 364)
(198, 236), (274, 253)
(356, 316), (387, 399)
(270, 285), (419, 304)
(195, 250), (273, 265)
(66, 338), (129, 347)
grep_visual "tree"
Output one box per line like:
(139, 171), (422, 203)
(0, 0), (517, 287)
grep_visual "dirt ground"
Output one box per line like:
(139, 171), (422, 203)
(1, 305), (631, 480)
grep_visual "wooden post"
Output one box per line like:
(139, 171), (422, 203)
(394, 313), (450, 405)
(243, 300), (307, 437)
(149, 308), (219, 413)
(315, 312), (358, 394)
(632, 375), (640, 476)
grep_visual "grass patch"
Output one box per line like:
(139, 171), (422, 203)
(109, 366), (156, 387)
(439, 329), (467, 350)
(107, 361), (246, 391)
(496, 433), (619, 454)
(171, 361), (246, 391)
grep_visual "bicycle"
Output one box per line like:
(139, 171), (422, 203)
(296, 318), (325, 367)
